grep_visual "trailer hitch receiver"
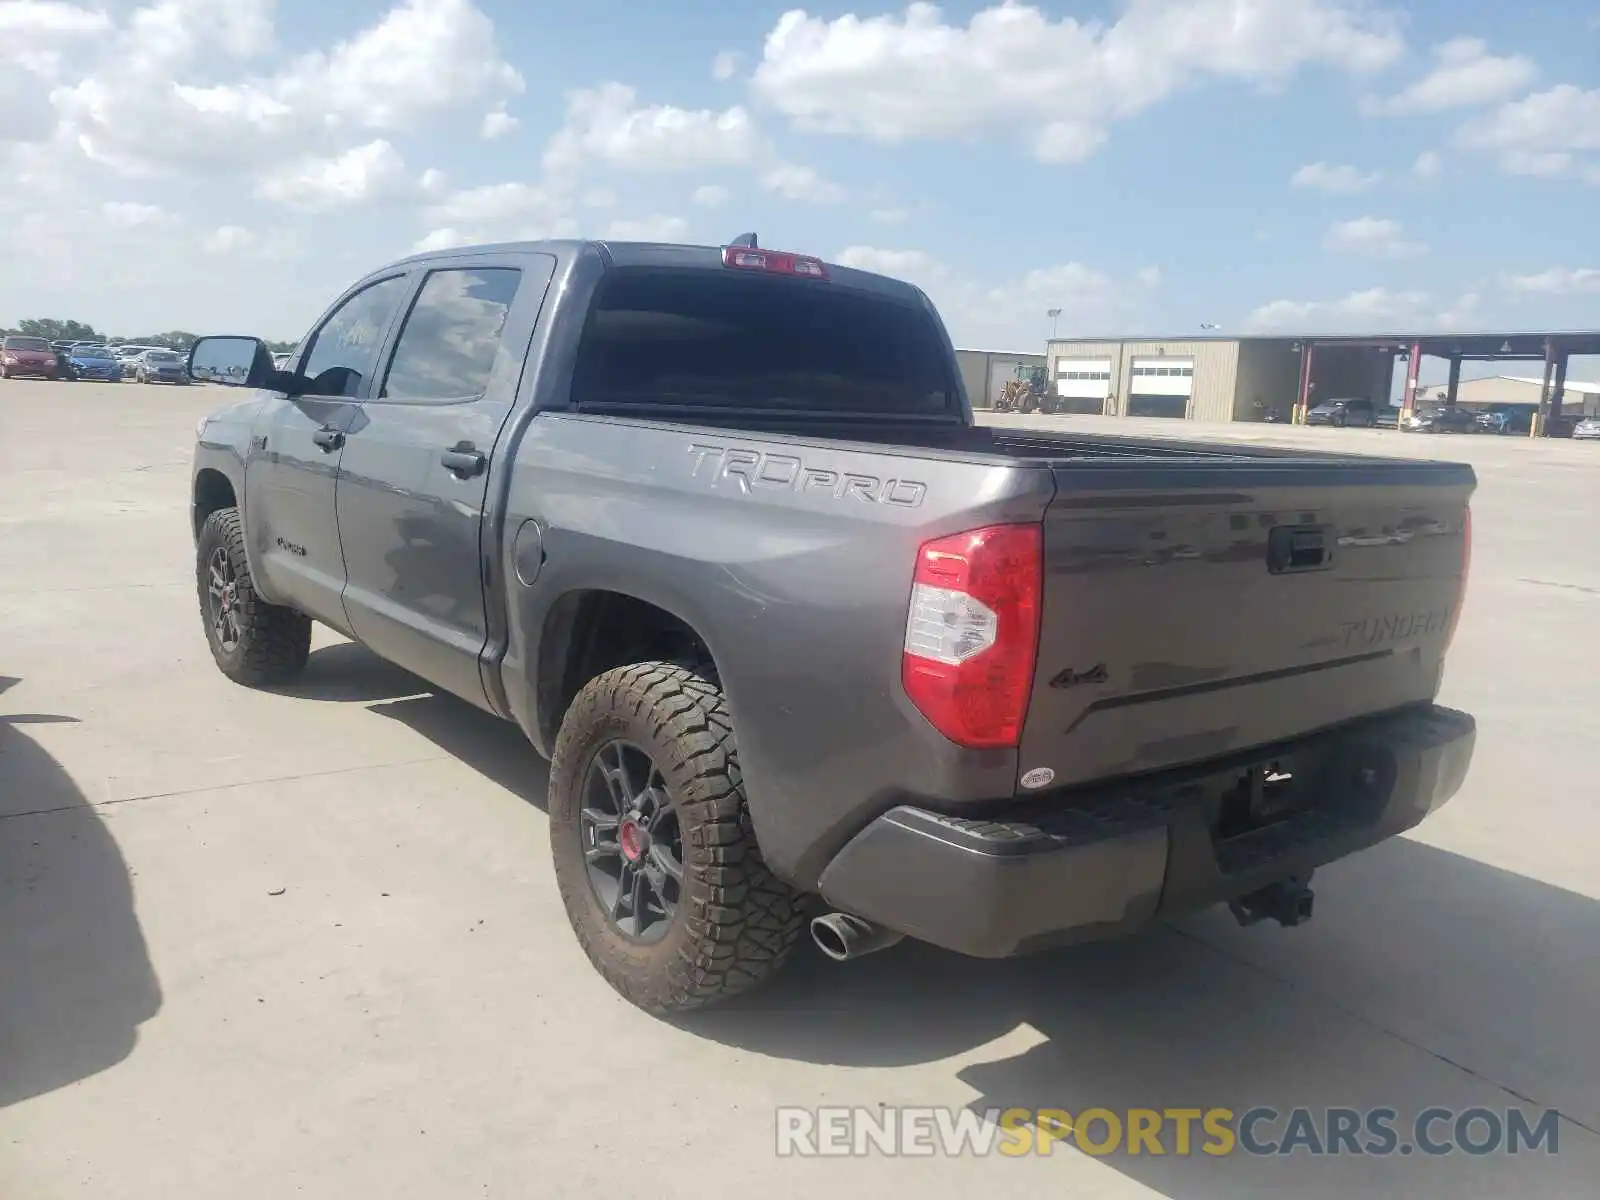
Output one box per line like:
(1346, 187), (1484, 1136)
(1229, 875), (1315, 928)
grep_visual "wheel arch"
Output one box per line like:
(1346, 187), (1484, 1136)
(192, 467), (239, 540)
(532, 587), (721, 754)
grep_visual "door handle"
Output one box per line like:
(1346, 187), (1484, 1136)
(311, 426), (344, 453)
(441, 443), (487, 478)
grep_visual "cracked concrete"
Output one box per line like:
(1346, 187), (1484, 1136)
(2, 384), (1596, 1198)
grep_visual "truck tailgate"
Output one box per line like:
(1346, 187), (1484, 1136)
(1020, 458), (1474, 788)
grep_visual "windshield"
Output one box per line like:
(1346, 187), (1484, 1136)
(148, 351), (180, 362)
(3, 336), (51, 351)
(571, 267), (956, 416)
(73, 345), (112, 357)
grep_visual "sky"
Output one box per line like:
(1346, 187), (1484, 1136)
(1, 0), (1597, 364)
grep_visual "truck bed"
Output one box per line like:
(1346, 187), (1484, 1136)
(524, 409), (1471, 865)
(648, 411), (1474, 789)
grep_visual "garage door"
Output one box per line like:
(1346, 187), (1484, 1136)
(1128, 357), (1194, 419)
(1055, 357), (1112, 415)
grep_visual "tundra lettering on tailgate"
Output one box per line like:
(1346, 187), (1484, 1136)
(688, 442), (927, 507)
(1340, 608), (1452, 649)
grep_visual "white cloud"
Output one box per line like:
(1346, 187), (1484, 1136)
(425, 180), (574, 230)
(543, 82), (764, 175)
(480, 109), (518, 139)
(751, 1), (1404, 163)
(100, 201), (173, 229)
(1364, 37), (1537, 115)
(711, 50), (742, 81)
(1509, 267), (1600, 295)
(256, 140), (410, 211)
(1243, 287), (1482, 333)
(1323, 217), (1427, 258)
(1291, 161), (1380, 193)
(603, 215), (690, 241)
(692, 184), (730, 207)
(411, 227), (474, 253)
(1411, 150), (1443, 180)
(203, 224), (256, 254)
(759, 162), (844, 203)
(1456, 84), (1600, 182)
(834, 245), (1149, 347)
(50, 0), (522, 177)
(0, 1), (112, 81)
(271, 0), (523, 131)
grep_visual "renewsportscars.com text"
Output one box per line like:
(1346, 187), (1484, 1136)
(775, 1105), (1563, 1158)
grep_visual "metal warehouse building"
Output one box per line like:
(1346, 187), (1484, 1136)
(954, 348), (1048, 410)
(1043, 335), (1390, 422)
(1034, 330), (1600, 429)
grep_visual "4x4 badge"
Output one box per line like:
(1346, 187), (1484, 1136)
(1050, 663), (1108, 689)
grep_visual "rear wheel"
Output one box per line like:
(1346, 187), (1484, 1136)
(548, 661), (807, 1013)
(195, 507), (311, 685)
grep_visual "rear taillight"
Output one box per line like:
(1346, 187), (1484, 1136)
(721, 245), (828, 278)
(902, 523), (1043, 749)
(1444, 506), (1471, 651)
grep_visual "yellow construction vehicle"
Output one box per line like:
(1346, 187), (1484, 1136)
(994, 364), (1053, 413)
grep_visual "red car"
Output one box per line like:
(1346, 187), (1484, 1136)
(1, 335), (62, 379)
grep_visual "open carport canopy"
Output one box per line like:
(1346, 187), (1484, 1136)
(1293, 329), (1600, 426)
(1295, 330), (1600, 359)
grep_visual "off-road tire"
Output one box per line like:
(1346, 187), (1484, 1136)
(195, 507), (311, 686)
(549, 661), (807, 1013)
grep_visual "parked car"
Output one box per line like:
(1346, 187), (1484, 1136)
(1306, 398), (1377, 427)
(1571, 415), (1600, 441)
(1373, 406), (1400, 429)
(0, 334), (64, 379)
(186, 236), (1477, 1012)
(1405, 406), (1477, 434)
(65, 344), (124, 381)
(272, 352), (293, 371)
(1475, 406), (1535, 435)
(114, 345), (156, 368)
(1545, 413), (1586, 438)
(132, 348), (190, 384)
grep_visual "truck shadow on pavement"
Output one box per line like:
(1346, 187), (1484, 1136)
(0, 676), (163, 1108)
(278, 644), (552, 811)
(686, 837), (1600, 1198)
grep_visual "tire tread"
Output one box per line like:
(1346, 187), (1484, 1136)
(550, 660), (806, 1013)
(196, 507), (311, 685)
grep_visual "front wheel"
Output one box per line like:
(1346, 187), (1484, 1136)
(195, 507), (311, 685)
(548, 661), (807, 1013)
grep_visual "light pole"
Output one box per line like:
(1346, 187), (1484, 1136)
(1047, 307), (1061, 340)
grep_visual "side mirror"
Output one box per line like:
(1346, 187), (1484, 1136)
(188, 335), (268, 387)
(188, 335), (298, 391)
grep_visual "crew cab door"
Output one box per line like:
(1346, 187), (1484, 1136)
(334, 253), (556, 708)
(242, 273), (412, 628)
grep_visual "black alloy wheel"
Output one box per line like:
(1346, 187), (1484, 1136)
(579, 740), (684, 942)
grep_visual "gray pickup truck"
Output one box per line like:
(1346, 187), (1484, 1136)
(188, 235), (1477, 1013)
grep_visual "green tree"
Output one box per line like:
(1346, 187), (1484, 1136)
(18, 317), (104, 342)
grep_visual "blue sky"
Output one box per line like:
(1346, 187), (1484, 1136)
(1, 0), (1596, 370)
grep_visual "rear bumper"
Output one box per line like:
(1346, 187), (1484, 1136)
(815, 704), (1475, 958)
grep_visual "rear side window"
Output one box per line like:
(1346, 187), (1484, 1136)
(570, 268), (955, 416)
(380, 267), (522, 401)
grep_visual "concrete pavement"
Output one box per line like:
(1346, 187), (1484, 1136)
(3, 384), (1597, 1198)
